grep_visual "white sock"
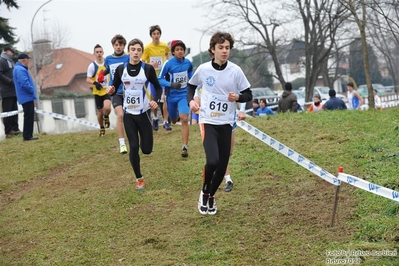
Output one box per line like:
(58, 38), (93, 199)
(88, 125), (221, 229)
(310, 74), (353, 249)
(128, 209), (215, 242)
(182, 144), (188, 149)
(225, 175), (232, 183)
(119, 138), (125, 146)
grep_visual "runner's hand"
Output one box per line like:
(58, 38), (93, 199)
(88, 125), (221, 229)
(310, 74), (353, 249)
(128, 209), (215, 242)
(170, 82), (182, 90)
(93, 81), (102, 90)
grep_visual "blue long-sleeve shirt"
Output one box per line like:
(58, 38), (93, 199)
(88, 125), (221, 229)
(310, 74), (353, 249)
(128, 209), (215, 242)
(256, 107), (275, 116)
(158, 57), (193, 97)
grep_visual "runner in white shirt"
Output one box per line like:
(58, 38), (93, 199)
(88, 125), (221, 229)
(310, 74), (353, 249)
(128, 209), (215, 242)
(187, 31), (252, 215)
(106, 38), (162, 191)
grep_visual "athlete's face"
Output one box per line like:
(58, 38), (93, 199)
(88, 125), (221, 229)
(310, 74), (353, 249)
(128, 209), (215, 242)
(151, 30), (161, 43)
(129, 44), (143, 64)
(173, 46), (185, 60)
(212, 40), (230, 65)
(93, 48), (103, 60)
(113, 42), (125, 54)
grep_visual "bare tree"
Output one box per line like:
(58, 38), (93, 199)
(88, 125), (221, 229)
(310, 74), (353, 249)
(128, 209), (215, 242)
(292, 0), (349, 101)
(199, 0), (288, 87)
(29, 19), (71, 91)
(338, 0), (374, 108)
(200, 0), (351, 102)
(367, 2), (399, 92)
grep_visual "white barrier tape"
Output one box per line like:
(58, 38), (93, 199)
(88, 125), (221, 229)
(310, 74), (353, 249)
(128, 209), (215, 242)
(338, 173), (399, 202)
(35, 109), (100, 129)
(0, 109), (23, 118)
(237, 120), (340, 186)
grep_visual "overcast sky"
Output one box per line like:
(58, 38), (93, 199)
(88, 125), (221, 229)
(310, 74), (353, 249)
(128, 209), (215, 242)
(3, 0), (217, 60)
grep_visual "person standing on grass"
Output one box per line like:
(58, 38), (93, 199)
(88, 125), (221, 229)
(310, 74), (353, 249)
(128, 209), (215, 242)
(374, 90), (382, 110)
(141, 25), (172, 131)
(86, 44), (112, 137)
(0, 46), (22, 139)
(99, 34), (130, 154)
(187, 31), (252, 215)
(106, 38), (162, 191)
(158, 40), (193, 158)
(13, 54), (38, 141)
(346, 82), (363, 110)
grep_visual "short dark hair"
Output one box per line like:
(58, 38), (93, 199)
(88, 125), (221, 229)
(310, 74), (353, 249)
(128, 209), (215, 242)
(111, 34), (126, 46)
(285, 82), (292, 91)
(149, 25), (162, 36)
(127, 38), (144, 51)
(4, 46), (14, 53)
(208, 31), (234, 58)
(93, 44), (102, 52)
(260, 98), (267, 105)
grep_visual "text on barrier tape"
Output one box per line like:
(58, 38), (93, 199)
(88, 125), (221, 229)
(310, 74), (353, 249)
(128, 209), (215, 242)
(237, 120), (340, 186)
(35, 109), (100, 129)
(0, 110), (23, 118)
(338, 173), (399, 202)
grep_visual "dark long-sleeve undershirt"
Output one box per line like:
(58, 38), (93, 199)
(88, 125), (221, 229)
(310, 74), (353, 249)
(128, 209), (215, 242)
(112, 61), (162, 102)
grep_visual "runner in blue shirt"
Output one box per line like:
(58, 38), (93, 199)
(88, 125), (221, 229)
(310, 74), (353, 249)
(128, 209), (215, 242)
(99, 35), (130, 154)
(158, 40), (193, 157)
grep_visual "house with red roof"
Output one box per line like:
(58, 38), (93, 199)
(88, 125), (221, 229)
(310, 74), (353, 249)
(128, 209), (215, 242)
(28, 47), (94, 95)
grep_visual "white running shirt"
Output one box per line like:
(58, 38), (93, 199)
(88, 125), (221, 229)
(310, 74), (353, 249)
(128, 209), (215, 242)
(189, 61), (250, 126)
(121, 65), (151, 114)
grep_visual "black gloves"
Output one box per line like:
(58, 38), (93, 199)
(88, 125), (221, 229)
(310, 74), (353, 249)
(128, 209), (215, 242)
(93, 81), (102, 90)
(170, 82), (182, 90)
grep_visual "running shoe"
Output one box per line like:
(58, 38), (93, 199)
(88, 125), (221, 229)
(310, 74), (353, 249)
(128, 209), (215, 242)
(198, 190), (209, 215)
(181, 147), (188, 158)
(104, 115), (110, 128)
(208, 195), (217, 215)
(99, 128), (105, 137)
(120, 144), (128, 154)
(153, 119), (159, 131)
(224, 181), (233, 192)
(135, 178), (145, 190)
(163, 121), (172, 131)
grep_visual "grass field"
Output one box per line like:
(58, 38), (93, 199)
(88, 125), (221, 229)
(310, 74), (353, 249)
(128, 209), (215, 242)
(0, 109), (398, 265)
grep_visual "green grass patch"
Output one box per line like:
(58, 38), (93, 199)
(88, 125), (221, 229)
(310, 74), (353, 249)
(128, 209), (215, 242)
(0, 109), (398, 265)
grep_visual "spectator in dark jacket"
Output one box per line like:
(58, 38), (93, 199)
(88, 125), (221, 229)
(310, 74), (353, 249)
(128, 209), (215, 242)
(13, 53), (38, 141)
(277, 82), (298, 113)
(324, 89), (347, 110)
(0, 46), (21, 138)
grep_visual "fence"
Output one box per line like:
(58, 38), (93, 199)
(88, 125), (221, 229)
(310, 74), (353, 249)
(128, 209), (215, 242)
(0, 98), (117, 140)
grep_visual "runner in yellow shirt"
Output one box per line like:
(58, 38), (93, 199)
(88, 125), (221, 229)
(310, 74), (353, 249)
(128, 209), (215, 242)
(86, 44), (111, 137)
(142, 25), (171, 131)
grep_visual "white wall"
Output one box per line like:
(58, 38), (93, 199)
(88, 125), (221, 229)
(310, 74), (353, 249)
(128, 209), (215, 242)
(0, 98), (118, 141)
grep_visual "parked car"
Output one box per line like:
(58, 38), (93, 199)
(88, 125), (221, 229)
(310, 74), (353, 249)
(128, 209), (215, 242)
(299, 86), (346, 102)
(357, 84), (388, 97)
(384, 85), (396, 94)
(246, 87), (279, 111)
(298, 86), (330, 101)
(292, 90), (305, 111)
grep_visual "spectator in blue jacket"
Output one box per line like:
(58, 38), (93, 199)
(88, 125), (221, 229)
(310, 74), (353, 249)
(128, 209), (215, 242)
(13, 53), (38, 141)
(158, 40), (193, 157)
(256, 98), (275, 116)
(324, 89), (347, 111)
